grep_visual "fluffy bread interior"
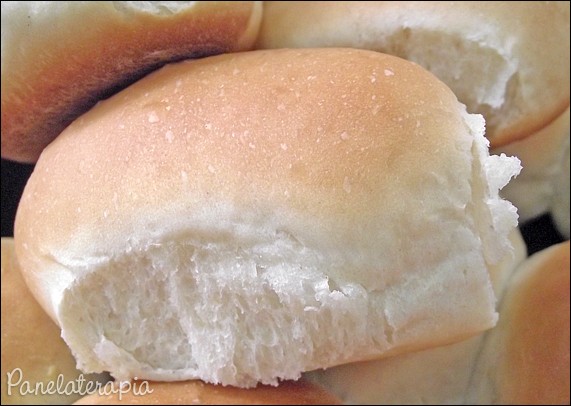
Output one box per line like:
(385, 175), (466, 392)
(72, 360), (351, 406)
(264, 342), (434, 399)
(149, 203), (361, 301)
(15, 49), (521, 388)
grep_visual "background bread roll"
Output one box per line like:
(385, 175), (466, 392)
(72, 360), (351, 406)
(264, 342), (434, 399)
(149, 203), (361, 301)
(468, 240), (570, 405)
(257, 1), (570, 148)
(15, 48), (521, 387)
(257, 1), (571, 230)
(490, 8), (570, 239)
(1, 238), (109, 405)
(1, 1), (262, 163)
(73, 379), (341, 405)
(309, 239), (569, 405)
(495, 108), (570, 236)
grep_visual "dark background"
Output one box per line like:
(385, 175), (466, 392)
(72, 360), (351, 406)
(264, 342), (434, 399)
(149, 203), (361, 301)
(1, 157), (565, 255)
(2, 158), (35, 237)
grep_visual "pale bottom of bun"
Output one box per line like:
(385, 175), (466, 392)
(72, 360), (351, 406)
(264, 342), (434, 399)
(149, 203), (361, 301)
(73, 379), (341, 405)
(308, 336), (484, 405)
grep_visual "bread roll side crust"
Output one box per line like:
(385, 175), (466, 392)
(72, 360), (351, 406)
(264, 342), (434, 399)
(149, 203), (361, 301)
(1, 1), (262, 162)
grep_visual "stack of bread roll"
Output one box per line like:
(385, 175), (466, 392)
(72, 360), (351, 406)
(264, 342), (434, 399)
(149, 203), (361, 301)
(1, 1), (568, 404)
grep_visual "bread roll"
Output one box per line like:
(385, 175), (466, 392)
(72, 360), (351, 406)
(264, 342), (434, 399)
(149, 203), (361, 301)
(15, 48), (521, 387)
(1, 238), (109, 405)
(73, 379), (341, 405)
(468, 240), (570, 405)
(494, 108), (570, 233)
(1, 1), (262, 163)
(309, 239), (569, 405)
(306, 229), (527, 405)
(257, 1), (570, 148)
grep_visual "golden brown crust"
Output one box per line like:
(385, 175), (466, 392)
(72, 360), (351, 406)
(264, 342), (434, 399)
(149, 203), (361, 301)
(73, 379), (341, 405)
(1, 1), (262, 163)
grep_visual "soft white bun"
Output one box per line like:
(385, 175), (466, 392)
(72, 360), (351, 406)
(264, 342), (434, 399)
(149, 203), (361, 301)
(257, 1), (570, 148)
(73, 379), (341, 405)
(1, 1), (262, 163)
(309, 240), (569, 405)
(15, 48), (521, 387)
(306, 229), (527, 405)
(1, 238), (109, 405)
(469, 241), (570, 405)
(494, 108), (570, 232)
